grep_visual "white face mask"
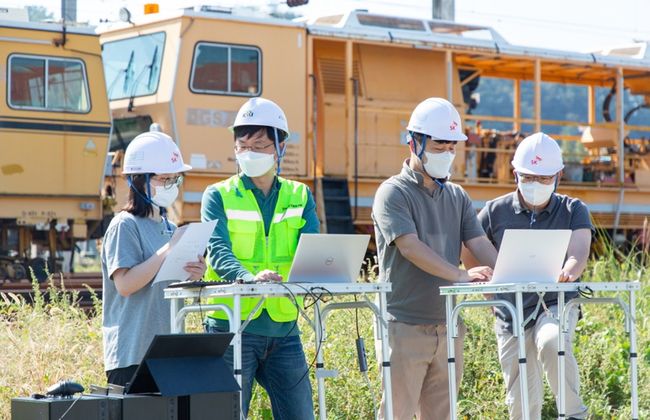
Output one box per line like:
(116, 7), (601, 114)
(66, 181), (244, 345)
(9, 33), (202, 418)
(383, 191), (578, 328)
(151, 184), (179, 208)
(422, 151), (455, 179)
(236, 151), (276, 177)
(518, 181), (555, 206)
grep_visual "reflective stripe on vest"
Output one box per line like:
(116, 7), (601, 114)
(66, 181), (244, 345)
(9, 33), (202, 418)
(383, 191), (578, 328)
(204, 175), (308, 322)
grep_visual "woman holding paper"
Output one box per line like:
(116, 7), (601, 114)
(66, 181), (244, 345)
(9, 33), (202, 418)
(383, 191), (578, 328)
(101, 128), (206, 387)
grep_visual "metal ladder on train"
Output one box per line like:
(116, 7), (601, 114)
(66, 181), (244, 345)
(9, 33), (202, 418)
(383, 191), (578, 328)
(320, 177), (355, 234)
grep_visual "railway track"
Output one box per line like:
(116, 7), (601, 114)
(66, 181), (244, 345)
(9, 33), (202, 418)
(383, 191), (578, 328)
(0, 272), (103, 309)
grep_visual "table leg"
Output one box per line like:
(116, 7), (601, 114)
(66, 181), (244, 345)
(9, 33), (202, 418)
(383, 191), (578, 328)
(314, 301), (328, 420)
(232, 294), (242, 412)
(557, 291), (566, 418)
(379, 290), (393, 420)
(445, 294), (457, 420)
(515, 292), (530, 420)
(170, 297), (183, 333)
(629, 290), (639, 420)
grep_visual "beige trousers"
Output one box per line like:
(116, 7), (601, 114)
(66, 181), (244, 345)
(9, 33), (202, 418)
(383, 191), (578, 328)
(378, 321), (465, 420)
(496, 305), (588, 420)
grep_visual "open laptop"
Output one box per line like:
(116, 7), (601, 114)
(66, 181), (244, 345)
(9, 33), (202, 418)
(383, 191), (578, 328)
(490, 229), (572, 284)
(287, 234), (370, 283)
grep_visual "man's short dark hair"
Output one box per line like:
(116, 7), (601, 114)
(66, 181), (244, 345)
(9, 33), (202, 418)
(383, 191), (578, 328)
(233, 125), (289, 143)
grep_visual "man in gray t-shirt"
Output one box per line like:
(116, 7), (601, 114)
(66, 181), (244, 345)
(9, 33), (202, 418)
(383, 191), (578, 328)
(373, 98), (497, 420)
(467, 133), (591, 420)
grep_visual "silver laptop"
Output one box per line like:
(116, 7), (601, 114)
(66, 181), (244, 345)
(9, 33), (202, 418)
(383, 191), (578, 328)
(287, 234), (370, 283)
(491, 229), (572, 284)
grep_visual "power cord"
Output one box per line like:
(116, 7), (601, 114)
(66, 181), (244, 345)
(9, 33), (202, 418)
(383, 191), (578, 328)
(56, 394), (84, 420)
(354, 295), (367, 372)
(197, 282), (212, 323)
(578, 285), (594, 299)
(362, 371), (379, 420)
(276, 282), (327, 392)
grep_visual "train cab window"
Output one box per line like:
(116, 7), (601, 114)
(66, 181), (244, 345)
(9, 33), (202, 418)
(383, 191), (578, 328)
(9, 55), (90, 112)
(190, 42), (261, 96)
(102, 32), (165, 101)
(109, 115), (154, 151)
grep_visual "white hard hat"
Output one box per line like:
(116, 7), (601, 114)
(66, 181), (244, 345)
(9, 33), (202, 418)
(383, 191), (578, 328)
(511, 132), (564, 176)
(232, 97), (289, 137)
(122, 131), (192, 174)
(406, 97), (467, 141)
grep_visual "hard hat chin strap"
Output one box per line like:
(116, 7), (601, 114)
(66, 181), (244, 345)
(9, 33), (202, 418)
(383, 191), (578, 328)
(273, 127), (286, 175)
(127, 174), (155, 205)
(127, 175), (173, 233)
(409, 131), (446, 189)
(408, 131), (428, 161)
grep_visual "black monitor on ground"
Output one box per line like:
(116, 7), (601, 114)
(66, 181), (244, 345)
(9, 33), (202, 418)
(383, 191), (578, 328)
(126, 332), (239, 397)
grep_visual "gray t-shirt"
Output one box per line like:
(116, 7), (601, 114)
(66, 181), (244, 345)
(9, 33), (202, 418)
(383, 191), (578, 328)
(478, 191), (592, 333)
(372, 161), (486, 325)
(101, 211), (176, 371)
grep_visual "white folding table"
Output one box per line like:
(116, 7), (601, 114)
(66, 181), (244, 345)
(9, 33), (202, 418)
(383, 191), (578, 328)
(439, 281), (640, 420)
(164, 282), (393, 420)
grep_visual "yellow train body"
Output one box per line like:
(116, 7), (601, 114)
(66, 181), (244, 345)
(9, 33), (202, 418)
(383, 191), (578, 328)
(98, 9), (650, 235)
(0, 20), (110, 278)
(2, 8), (649, 280)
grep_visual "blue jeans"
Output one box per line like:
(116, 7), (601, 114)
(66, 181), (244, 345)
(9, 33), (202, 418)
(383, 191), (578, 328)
(205, 324), (315, 420)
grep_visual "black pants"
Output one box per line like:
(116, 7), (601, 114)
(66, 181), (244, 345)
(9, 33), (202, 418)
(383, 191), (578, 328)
(106, 364), (138, 387)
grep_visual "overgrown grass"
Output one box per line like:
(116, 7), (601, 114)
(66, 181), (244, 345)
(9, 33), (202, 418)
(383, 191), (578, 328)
(1, 252), (648, 419)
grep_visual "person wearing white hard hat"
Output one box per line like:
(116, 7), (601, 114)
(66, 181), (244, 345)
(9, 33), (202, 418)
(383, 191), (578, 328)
(372, 97), (497, 420)
(201, 97), (319, 419)
(463, 132), (591, 419)
(101, 129), (205, 386)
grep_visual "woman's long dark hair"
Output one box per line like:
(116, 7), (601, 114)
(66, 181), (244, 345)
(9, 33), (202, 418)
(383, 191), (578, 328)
(123, 173), (154, 217)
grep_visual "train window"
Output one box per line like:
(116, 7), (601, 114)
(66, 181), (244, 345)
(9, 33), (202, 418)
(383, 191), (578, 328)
(8, 55), (90, 113)
(102, 32), (165, 101)
(190, 42), (261, 96)
(110, 115), (154, 151)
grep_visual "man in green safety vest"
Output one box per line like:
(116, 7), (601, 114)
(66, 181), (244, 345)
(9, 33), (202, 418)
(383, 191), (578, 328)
(201, 97), (319, 419)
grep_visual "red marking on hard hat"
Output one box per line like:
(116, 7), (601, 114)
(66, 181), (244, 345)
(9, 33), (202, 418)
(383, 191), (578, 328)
(171, 152), (179, 163)
(450, 121), (458, 131)
(530, 155), (543, 165)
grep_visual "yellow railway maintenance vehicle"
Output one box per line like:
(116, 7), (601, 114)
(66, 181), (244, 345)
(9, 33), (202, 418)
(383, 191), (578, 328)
(0, 20), (111, 281)
(99, 8), (650, 243)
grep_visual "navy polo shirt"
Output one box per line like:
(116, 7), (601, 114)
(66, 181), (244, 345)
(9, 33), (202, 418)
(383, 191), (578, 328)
(478, 191), (592, 333)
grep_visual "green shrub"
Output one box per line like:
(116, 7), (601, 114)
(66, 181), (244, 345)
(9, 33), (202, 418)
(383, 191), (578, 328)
(1, 253), (648, 419)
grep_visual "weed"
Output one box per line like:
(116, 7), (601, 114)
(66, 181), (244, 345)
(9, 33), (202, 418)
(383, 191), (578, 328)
(1, 251), (648, 419)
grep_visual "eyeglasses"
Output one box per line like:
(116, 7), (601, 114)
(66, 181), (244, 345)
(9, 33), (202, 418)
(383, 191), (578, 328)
(517, 173), (556, 185)
(234, 142), (275, 153)
(152, 175), (184, 189)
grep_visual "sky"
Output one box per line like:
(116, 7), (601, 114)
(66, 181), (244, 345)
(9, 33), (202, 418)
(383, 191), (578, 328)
(5, 0), (650, 53)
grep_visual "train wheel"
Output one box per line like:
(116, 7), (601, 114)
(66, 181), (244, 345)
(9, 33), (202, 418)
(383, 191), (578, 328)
(28, 258), (49, 283)
(11, 263), (27, 282)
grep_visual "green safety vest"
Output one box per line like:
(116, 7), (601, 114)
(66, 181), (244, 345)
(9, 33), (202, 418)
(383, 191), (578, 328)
(204, 175), (308, 322)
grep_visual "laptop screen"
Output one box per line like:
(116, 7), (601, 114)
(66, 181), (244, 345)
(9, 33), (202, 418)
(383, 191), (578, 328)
(491, 229), (571, 284)
(287, 234), (370, 283)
